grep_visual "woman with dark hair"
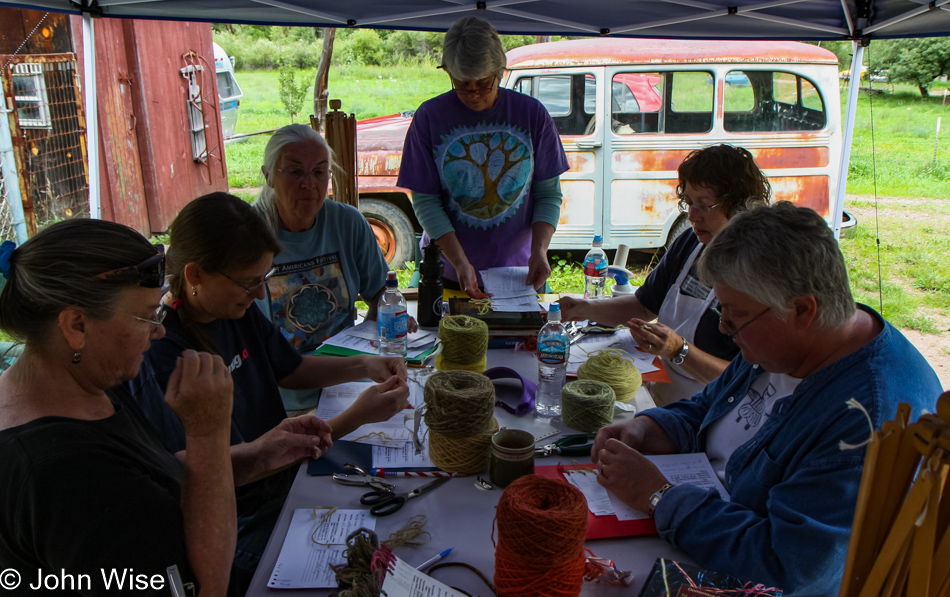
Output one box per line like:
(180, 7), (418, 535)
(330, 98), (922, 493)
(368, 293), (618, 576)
(131, 192), (410, 585)
(560, 144), (771, 406)
(0, 219), (238, 595)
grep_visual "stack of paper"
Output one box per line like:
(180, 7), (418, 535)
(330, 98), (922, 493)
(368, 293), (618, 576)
(480, 266), (540, 313)
(315, 374), (437, 470)
(319, 319), (438, 361)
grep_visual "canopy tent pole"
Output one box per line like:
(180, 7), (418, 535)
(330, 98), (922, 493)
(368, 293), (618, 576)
(82, 12), (101, 220)
(833, 40), (864, 239)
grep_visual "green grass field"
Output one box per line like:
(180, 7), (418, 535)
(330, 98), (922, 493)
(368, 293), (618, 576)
(226, 66), (950, 333)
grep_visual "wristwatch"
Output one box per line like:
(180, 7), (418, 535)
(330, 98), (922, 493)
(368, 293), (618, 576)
(648, 483), (675, 517)
(672, 339), (689, 365)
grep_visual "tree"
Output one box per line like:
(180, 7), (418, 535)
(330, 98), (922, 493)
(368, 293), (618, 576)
(277, 61), (311, 123)
(870, 38), (950, 97)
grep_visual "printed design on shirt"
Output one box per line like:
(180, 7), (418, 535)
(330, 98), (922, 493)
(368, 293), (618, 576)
(227, 348), (250, 373)
(434, 124), (535, 229)
(736, 382), (776, 430)
(268, 252), (351, 349)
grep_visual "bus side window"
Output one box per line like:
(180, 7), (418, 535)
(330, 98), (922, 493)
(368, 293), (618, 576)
(724, 70), (826, 132)
(533, 74), (596, 136)
(611, 71), (712, 134)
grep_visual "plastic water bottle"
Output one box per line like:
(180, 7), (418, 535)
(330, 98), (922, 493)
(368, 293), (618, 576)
(583, 235), (608, 299)
(378, 271), (408, 356)
(536, 304), (569, 416)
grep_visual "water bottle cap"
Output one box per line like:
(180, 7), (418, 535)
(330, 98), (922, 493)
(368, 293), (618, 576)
(386, 271), (398, 287)
(593, 235), (603, 243)
(549, 303), (560, 313)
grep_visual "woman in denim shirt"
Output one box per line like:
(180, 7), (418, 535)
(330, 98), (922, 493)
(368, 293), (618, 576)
(593, 202), (941, 597)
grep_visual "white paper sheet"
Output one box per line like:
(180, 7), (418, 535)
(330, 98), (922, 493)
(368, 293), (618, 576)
(479, 266), (535, 299)
(380, 553), (466, 597)
(267, 508), (376, 589)
(566, 329), (659, 375)
(564, 453), (730, 520)
(373, 438), (435, 469)
(320, 320), (436, 356)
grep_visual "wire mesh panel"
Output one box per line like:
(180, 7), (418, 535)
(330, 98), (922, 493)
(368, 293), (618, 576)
(0, 170), (16, 242)
(2, 54), (87, 234)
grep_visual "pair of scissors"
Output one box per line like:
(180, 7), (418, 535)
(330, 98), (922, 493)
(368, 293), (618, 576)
(535, 434), (596, 457)
(360, 476), (451, 517)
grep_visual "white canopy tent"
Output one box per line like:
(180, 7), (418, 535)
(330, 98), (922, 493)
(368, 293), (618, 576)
(1, 0), (947, 239)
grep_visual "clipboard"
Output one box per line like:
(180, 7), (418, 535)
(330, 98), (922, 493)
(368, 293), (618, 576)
(534, 463), (658, 539)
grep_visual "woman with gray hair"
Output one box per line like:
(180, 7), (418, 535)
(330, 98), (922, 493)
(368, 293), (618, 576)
(560, 144), (770, 406)
(254, 124), (390, 350)
(398, 15), (569, 298)
(592, 202), (940, 596)
(253, 125), (398, 412)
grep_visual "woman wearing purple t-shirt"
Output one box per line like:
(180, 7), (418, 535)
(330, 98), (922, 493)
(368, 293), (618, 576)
(397, 16), (569, 298)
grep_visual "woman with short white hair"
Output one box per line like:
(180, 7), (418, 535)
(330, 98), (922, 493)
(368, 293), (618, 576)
(398, 16), (569, 298)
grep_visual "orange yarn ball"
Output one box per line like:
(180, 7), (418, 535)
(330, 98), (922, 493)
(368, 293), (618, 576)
(493, 475), (589, 597)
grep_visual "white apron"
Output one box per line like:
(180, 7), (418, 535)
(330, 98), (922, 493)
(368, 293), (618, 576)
(648, 244), (717, 406)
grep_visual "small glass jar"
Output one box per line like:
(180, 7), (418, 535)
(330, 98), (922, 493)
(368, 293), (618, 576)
(490, 428), (535, 488)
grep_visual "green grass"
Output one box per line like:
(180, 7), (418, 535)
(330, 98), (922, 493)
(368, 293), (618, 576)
(225, 65), (950, 335)
(840, 198), (950, 333)
(228, 65), (445, 189)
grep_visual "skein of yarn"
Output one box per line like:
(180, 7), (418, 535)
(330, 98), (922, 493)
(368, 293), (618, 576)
(435, 315), (489, 372)
(494, 475), (589, 597)
(576, 349), (642, 403)
(561, 379), (615, 433)
(424, 370), (498, 473)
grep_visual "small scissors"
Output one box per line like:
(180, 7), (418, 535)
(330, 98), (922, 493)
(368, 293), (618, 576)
(535, 434), (596, 458)
(360, 476), (451, 517)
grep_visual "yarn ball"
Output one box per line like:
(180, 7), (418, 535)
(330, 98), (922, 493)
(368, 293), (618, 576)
(436, 315), (489, 371)
(576, 349), (642, 403)
(561, 379), (615, 433)
(494, 475), (589, 597)
(424, 370), (498, 473)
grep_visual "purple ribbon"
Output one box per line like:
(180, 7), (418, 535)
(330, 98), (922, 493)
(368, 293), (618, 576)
(484, 367), (536, 415)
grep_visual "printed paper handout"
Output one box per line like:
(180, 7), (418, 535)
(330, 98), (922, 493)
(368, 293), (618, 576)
(380, 553), (467, 597)
(564, 453), (729, 520)
(267, 509), (376, 589)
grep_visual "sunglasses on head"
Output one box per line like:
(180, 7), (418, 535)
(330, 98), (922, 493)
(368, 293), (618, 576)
(95, 244), (166, 288)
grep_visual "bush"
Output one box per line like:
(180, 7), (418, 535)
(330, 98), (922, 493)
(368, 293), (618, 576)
(336, 29), (386, 66)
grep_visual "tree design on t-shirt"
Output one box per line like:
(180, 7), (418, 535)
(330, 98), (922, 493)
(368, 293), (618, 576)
(437, 125), (534, 229)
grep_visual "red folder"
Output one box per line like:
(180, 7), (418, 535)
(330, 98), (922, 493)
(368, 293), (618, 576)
(534, 463), (658, 540)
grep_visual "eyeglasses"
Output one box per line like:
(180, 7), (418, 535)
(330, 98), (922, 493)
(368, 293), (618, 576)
(277, 167), (331, 183)
(221, 267), (277, 295)
(715, 305), (771, 339)
(451, 76), (497, 98)
(677, 199), (721, 215)
(115, 305), (167, 328)
(95, 245), (166, 288)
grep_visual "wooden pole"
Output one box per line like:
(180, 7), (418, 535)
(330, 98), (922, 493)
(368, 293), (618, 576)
(313, 27), (335, 134)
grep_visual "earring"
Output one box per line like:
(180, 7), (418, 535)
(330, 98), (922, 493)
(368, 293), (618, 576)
(192, 286), (198, 297)
(71, 350), (82, 364)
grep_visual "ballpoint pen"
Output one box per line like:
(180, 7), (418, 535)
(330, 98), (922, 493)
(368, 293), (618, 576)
(416, 547), (453, 571)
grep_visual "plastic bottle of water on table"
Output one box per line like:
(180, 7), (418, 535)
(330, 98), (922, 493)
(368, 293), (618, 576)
(378, 271), (408, 356)
(536, 303), (569, 416)
(584, 235), (608, 299)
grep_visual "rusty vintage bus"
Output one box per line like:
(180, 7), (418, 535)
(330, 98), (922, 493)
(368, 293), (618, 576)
(355, 38), (841, 267)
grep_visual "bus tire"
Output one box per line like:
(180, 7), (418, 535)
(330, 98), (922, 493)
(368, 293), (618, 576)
(665, 217), (692, 252)
(360, 198), (415, 269)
